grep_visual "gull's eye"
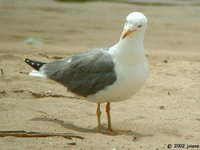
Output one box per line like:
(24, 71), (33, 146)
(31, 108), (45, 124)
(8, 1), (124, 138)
(138, 25), (142, 28)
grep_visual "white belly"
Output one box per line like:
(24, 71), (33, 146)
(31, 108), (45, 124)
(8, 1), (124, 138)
(87, 61), (148, 103)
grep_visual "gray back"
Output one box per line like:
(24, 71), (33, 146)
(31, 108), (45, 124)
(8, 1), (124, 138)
(43, 49), (116, 97)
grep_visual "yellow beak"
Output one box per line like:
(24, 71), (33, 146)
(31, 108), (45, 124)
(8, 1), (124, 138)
(121, 29), (136, 40)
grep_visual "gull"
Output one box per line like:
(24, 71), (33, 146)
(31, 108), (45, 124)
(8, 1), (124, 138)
(24, 12), (148, 132)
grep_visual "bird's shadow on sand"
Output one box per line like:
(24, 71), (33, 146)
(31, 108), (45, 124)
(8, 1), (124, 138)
(31, 117), (153, 138)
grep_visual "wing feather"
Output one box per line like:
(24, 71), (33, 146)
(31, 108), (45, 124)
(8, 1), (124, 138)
(42, 49), (116, 97)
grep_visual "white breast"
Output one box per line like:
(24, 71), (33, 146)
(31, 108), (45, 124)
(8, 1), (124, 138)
(87, 42), (148, 103)
(87, 61), (148, 103)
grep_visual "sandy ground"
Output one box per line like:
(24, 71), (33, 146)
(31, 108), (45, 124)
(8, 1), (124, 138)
(0, 0), (200, 149)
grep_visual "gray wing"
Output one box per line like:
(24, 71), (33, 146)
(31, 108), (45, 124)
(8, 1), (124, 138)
(42, 48), (116, 97)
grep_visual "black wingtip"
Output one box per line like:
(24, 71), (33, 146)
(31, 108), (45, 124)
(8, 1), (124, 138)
(24, 58), (46, 71)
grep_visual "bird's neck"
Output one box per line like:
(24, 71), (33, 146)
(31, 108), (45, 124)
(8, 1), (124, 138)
(109, 35), (146, 65)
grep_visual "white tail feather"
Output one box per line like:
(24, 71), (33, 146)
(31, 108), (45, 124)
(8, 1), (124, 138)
(29, 70), (46, 78)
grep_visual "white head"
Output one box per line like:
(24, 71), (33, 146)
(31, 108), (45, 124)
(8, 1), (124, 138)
(120, 12), (148, 40)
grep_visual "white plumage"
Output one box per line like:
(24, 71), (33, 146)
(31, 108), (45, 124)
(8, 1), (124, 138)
(87, 12), (148, 103)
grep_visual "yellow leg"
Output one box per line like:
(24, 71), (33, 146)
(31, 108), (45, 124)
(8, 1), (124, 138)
(96, 103), (101, 132)
(106, 102), (112, 131)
